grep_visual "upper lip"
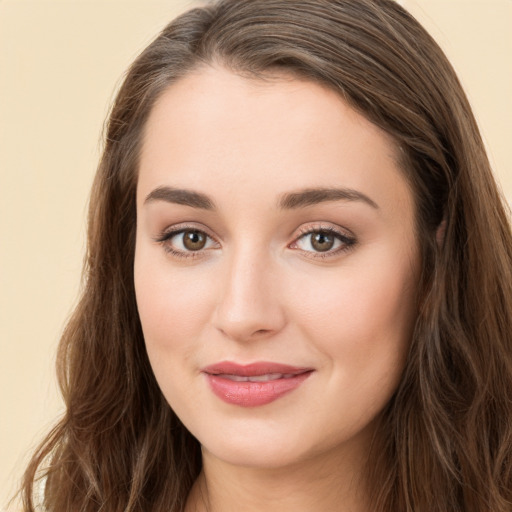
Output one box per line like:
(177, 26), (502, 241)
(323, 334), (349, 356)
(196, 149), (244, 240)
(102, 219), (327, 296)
(202, 361), (313, 377)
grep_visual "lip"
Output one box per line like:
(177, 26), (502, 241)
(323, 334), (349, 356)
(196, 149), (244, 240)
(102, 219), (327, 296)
(202, 361), (314, 407)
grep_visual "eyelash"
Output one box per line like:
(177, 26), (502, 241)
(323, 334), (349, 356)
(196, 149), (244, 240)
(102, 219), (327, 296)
(290, 225), (356, 260)
(154, 223), (357, 261)
(154, 223), (217, 260)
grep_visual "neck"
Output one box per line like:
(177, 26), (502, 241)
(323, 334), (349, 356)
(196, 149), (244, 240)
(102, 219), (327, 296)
(185, 439), (373, 512)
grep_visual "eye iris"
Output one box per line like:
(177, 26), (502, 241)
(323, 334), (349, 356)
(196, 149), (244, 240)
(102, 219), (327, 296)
(183, 230), (206, 251)
(311, 231), (335, 252)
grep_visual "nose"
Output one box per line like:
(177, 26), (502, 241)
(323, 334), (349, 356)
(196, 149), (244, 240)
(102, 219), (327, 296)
(212, 249), (287, 343)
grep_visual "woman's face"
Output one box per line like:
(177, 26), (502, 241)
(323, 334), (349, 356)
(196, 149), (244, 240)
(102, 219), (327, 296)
(134, 66), (420, 469)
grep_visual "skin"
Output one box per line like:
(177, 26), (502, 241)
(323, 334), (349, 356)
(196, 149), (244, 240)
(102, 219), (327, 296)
(134, 66), (421, 512)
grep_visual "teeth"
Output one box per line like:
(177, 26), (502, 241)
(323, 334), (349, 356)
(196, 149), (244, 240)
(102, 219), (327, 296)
(248, 373), (284, 382)
(226, 375), (250, 382)
(219, 373), (288, 382)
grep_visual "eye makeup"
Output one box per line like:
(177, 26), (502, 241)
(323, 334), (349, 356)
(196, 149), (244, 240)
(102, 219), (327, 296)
(289, 224), (357, 260)
(153, 221), (357, 262)
(153, 222), (220, 260)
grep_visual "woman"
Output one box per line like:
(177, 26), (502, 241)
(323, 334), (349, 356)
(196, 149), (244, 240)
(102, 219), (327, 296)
(20, 0), (512, 510)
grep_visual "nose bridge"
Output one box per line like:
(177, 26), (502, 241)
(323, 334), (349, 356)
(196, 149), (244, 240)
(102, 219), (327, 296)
(213, 242), (285, 341)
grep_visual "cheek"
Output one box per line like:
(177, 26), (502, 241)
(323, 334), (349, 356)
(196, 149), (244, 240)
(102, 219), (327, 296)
(289, 255), (417, 440)
(134, 250), (214, 364)
(134, 254), (218, 411)
(292, 248), (418, 377)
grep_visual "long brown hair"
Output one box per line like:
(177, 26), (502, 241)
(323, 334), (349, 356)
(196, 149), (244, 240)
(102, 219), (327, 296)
(21, 0), (512, 510)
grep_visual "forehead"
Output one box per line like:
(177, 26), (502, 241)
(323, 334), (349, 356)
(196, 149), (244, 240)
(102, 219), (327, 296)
(138, 65), (412, 217)
(141, 65), (397, 157)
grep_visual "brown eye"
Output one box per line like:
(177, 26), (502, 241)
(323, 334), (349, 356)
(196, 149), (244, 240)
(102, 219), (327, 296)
(310, 231), (335, 252)
(292, 227), (356, 257)
(182, 230), (207, 251)
(157, 227), (218, 258)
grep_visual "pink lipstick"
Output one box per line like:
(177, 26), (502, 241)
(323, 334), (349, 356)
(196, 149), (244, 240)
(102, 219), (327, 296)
(202, 361), (313, 407)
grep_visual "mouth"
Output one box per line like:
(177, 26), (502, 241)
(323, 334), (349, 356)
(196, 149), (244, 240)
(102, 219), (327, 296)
(212, 372), (304, 382)
(201, 361), (314, 407)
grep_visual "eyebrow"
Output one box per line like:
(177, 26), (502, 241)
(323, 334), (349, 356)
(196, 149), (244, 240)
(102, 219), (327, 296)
(278, 187), (379, 210)
(143, 185), (378, 211)
(144, 186), (215, 210)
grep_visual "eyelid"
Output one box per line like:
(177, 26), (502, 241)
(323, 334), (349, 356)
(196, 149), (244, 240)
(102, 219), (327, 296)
(154, 222), (220, 259)
(153, 221), (356, 261)
(154, 222), (218, 242)
(289, 223), (357, 259)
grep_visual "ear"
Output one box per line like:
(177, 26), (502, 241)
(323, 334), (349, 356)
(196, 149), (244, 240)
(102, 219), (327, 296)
(436, 219), (447, 246)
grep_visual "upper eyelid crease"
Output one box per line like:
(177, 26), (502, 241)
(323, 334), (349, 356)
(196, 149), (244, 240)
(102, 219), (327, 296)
(293, 227), (356, 245)
(155, 225), (217, 242)
(156, 225), (355, 259)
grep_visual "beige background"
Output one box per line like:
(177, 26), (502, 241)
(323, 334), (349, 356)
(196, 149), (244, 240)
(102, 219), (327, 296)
(1, 0), (510, 507)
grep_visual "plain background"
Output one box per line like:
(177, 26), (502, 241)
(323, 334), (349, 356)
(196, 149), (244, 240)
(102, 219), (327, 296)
(1, 0), (511, 508)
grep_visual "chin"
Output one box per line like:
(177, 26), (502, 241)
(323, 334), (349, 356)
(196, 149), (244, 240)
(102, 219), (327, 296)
(191, 417), (311, 469)
(205, 440), (308, 470)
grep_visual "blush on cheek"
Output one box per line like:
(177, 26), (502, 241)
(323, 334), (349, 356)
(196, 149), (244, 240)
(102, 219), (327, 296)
(135, 264), (213, 355)
(293, 262), (416, 366)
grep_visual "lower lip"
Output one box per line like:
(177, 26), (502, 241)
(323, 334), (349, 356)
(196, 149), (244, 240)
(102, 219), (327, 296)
(204, 372), (312, 407)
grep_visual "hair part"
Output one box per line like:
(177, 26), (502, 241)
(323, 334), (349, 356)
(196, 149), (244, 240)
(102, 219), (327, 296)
(21, 1), (512, 510)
